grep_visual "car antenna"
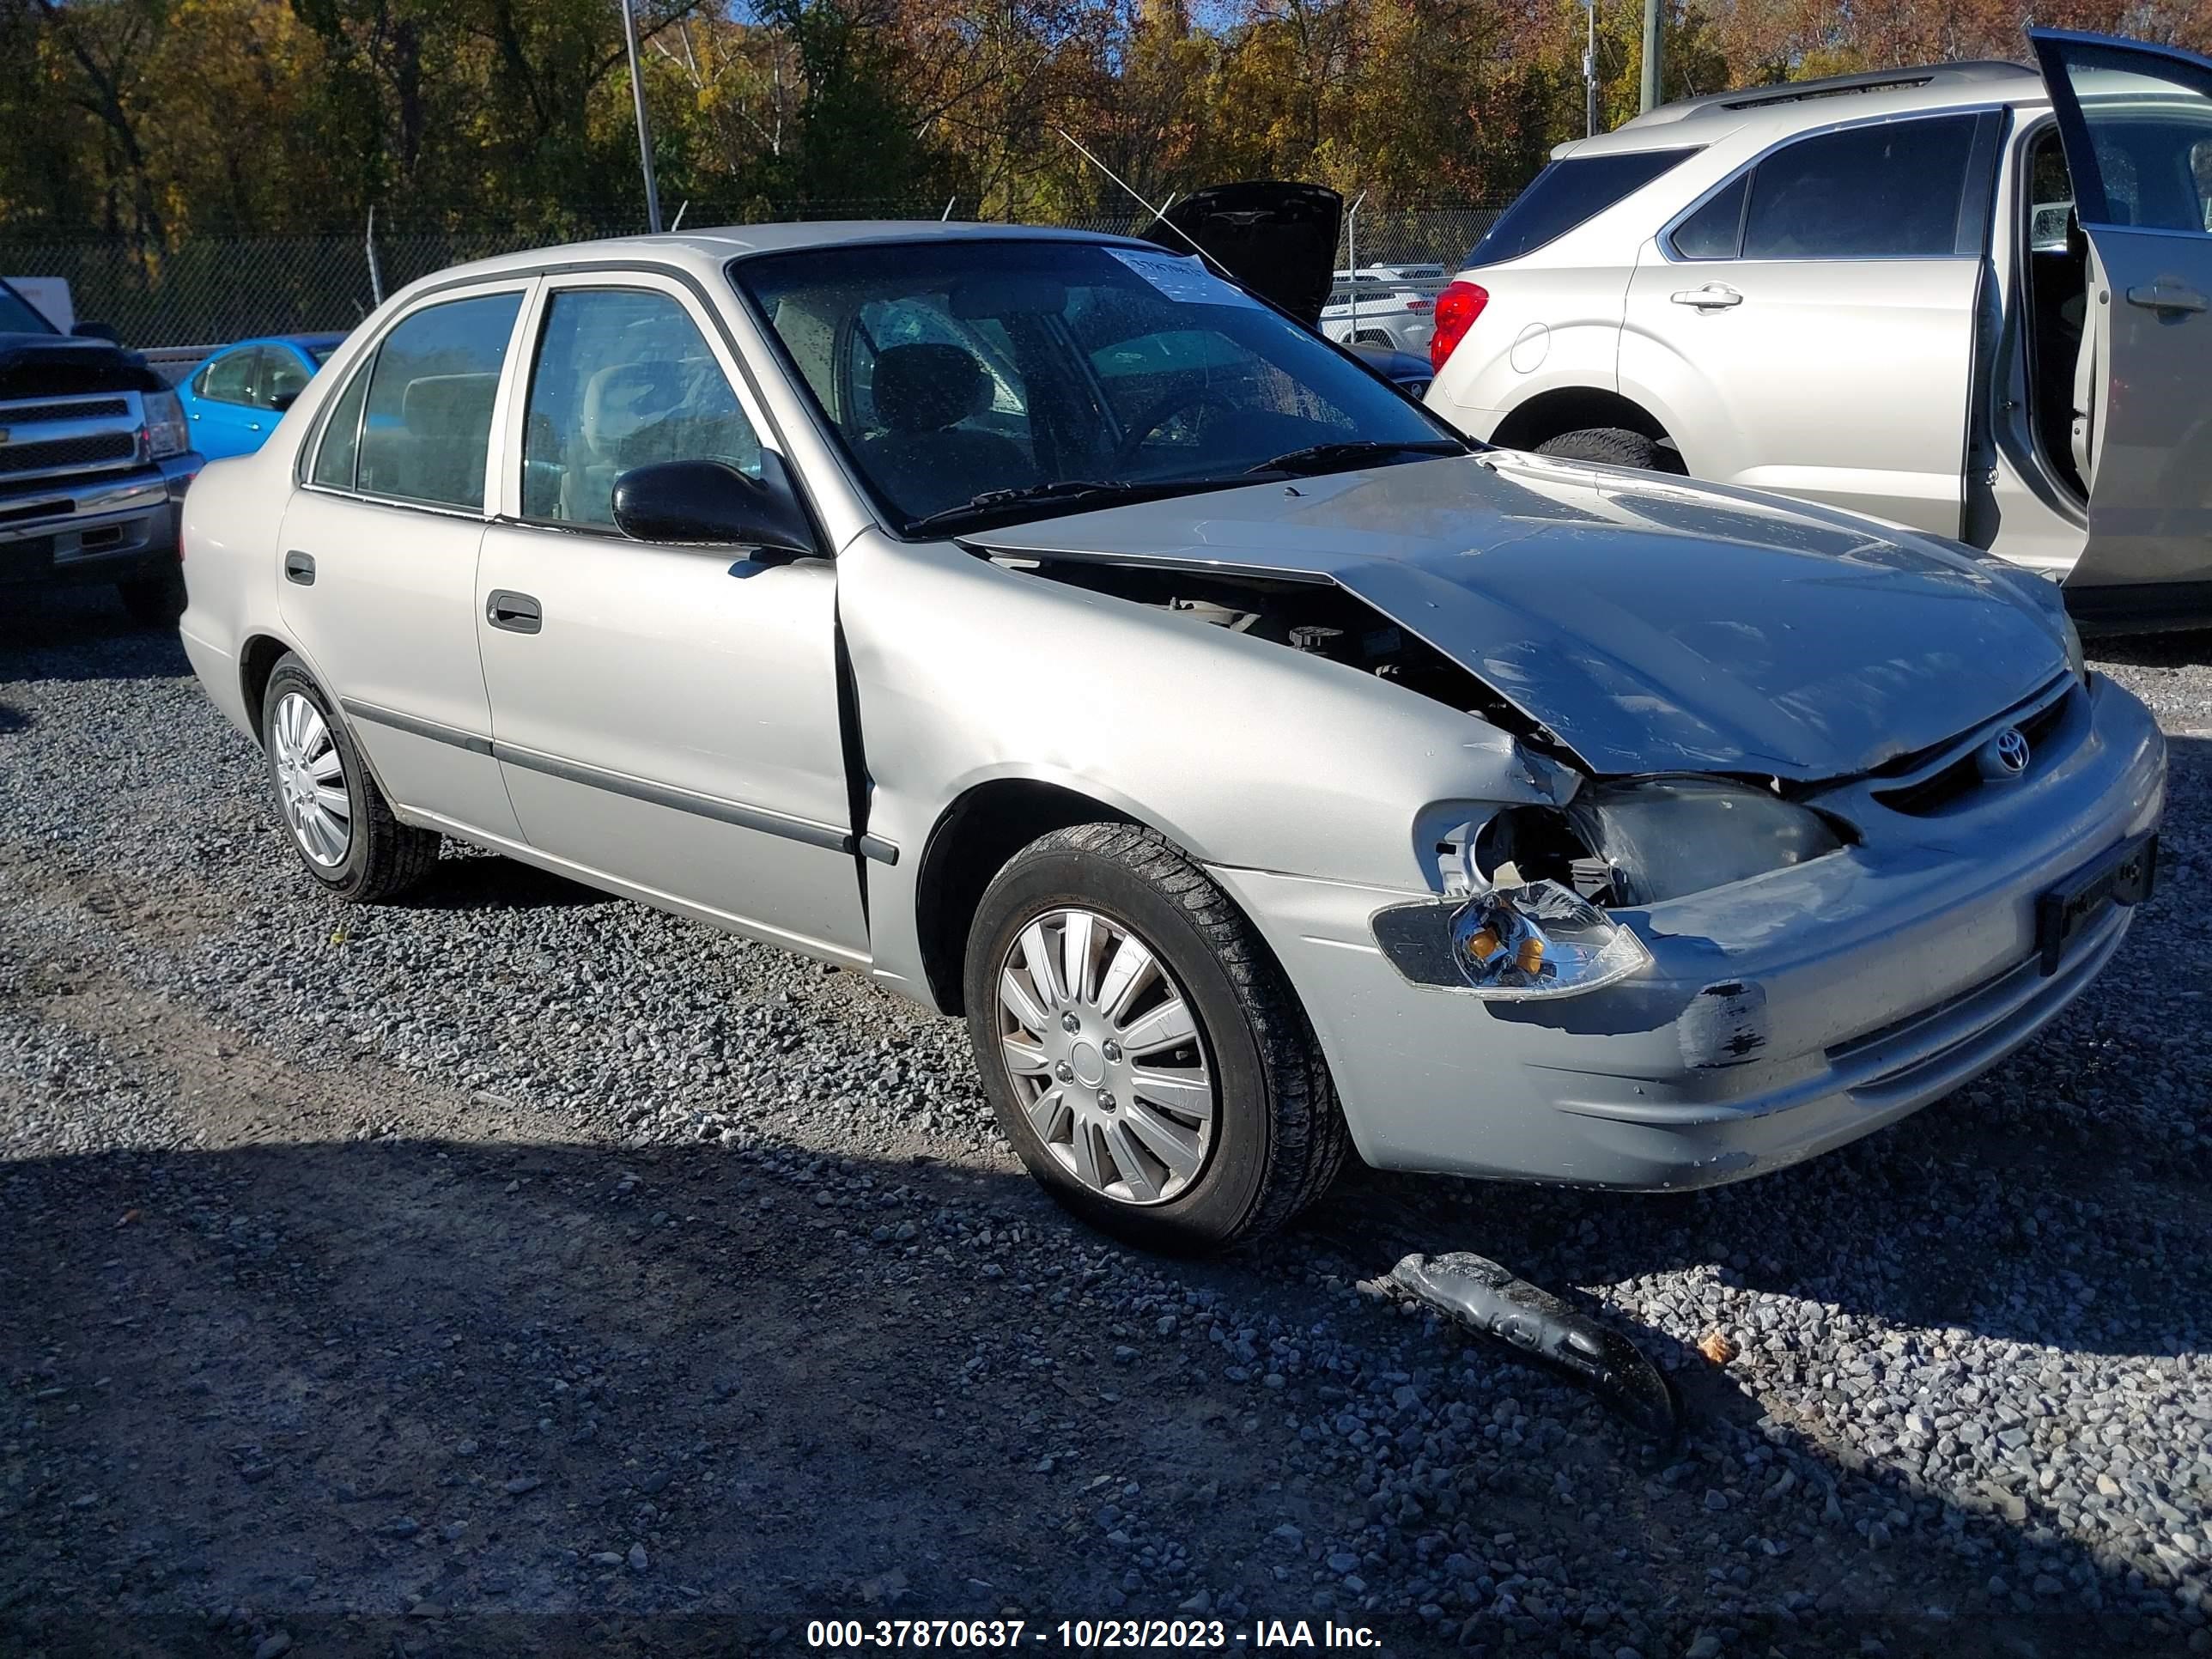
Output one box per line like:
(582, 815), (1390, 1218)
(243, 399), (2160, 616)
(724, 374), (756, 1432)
(1051, 127), (1239, 284)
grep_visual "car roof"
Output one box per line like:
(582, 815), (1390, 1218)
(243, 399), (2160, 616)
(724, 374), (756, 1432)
(1559, 59), (2046, 158)
(402, 221), (1149, 297)
(216, 332), (348, 353)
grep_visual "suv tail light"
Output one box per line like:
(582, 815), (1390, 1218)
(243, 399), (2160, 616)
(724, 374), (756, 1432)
(1429, 280), (1489, 372)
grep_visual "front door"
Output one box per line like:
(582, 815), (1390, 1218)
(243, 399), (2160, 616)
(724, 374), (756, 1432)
(276, 281), (533, 839)
(474, 274), (867, 962)
(2031, 27), (2212, 600)
(185, 346), (269, 459)
(1620, 111), (1996, 536)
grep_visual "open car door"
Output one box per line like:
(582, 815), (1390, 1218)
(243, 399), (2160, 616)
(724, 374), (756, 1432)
(2030, 28), (2212, 616)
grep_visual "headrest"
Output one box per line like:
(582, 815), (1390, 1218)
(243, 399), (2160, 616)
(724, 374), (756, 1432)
(872, 342), (991, 434)
(581, 358), (687, 456)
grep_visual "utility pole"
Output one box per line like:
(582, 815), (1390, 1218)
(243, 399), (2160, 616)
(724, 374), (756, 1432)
(620, 0), (663, 234)
(1582, 0), (1597, 137)
(1640, 0), (1663, 113)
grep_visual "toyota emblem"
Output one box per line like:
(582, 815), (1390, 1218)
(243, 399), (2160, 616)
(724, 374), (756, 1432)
(1978, 726), (2032, 782)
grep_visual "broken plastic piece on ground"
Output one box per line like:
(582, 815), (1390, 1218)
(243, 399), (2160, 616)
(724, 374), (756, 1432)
(1389, 1250), (1680, 1441)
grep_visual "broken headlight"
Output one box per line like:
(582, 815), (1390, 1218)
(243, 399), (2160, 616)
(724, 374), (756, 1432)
(1445, 877), (1652, 1000)
(1565, 778), (1843, 905)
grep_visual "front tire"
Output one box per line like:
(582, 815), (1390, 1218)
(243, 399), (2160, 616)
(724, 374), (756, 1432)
(963, 823), (1347, 1254)
(1534, 427), (1667, 470)
(260, 655), (439, 902)
(116, 563), (186, 628)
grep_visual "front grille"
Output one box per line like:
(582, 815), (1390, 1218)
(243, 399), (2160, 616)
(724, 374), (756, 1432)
(0, 397), (131, 424)
(1871, 676), (2075, 817)
(0, 431), (139, 477)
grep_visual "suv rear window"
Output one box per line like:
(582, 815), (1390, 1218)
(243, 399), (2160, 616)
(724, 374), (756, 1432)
(1469, 149), (1698, 264)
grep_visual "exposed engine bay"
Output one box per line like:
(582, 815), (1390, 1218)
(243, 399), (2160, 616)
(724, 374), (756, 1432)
(1001, 554), (1550, 744)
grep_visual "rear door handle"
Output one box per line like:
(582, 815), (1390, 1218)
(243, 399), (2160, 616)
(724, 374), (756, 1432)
(2125, 283), (2208, 314)
(486, 589), (543, 635)
(1670, 283), (1743, 309)
(283, 550), (315, 586)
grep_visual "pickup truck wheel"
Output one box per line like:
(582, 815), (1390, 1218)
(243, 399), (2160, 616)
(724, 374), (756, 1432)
(260, 656), (439, 902)
(964, 823), (1348, 1255)
(115, 564), (186, 628)
(1534, 427), (1665, 470)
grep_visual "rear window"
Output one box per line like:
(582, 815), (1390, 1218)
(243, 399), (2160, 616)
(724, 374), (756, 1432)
(1469, 148), (1698, 264)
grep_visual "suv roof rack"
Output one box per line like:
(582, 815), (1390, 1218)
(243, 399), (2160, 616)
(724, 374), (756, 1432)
(1620, 60), (2035, 128)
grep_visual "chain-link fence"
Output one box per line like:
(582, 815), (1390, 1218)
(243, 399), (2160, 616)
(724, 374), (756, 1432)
(0, 201), (1510, 362)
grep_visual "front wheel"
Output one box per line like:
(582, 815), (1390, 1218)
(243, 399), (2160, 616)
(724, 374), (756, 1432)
(260, 655), (439, 902)
(963, 823), (1347, 1254)
(116, 563), (186, 628)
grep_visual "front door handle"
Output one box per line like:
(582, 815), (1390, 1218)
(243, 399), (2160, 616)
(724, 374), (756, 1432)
(486, 589), (543, 635)
(283, 550), (315, 586)
(2124, 282), (2208, 315)
(1670, 283), (1743, 309)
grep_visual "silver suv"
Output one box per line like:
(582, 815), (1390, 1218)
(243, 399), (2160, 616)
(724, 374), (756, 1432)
(1425, 28), (2212, 632)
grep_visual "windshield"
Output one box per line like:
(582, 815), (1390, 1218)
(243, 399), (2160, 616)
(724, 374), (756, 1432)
(0, 281), (58, 336)
(734, 238), (1461, 532)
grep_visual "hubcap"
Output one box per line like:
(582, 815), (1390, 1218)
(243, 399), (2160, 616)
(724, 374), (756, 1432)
(270, 691), (351, 868)
(995, 908), (1216, 1206)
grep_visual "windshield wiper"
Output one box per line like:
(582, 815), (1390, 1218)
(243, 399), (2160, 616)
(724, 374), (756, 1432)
(904, 479), (1142, 534)
(1247, 439), (1468, 477)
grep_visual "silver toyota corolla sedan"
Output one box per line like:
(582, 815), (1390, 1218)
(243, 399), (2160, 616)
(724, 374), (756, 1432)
(176, 223), (2166, 1252)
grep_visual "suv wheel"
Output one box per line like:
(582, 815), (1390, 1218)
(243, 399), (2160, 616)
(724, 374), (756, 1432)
(1534, 427), (1666, 470)
(116, 564), (186, 628)
(260, 655), (439, 902)
(963, 823), (1348, 1254)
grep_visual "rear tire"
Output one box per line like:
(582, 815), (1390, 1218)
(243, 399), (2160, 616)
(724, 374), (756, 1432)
(261, 655), (439, 902)
(1533, 427), (1666, 470)
(963, 822), (1348, 1254)
(116, 563), (186, 628)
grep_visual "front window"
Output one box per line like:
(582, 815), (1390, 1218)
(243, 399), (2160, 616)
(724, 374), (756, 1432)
(735, 238), (1460, 532)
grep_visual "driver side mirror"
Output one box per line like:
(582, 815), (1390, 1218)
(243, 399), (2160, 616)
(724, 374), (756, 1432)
(71, 320), (121, 343)
(268, 389), (301, 413)
(611, 454), (819, 562)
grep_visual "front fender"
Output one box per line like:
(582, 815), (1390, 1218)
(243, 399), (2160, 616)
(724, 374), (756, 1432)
(840, 533), (1559, 1002)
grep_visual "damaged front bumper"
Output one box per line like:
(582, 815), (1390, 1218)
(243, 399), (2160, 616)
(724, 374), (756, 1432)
(1208, 673), (2166, 1190)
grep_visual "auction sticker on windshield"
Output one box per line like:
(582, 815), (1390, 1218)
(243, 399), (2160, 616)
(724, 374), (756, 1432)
(1106, 246), (1262, 307)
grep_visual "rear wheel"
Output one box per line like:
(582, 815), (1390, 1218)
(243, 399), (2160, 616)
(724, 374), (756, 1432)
(964, 823), (1347, 1254)
(116, 563), (185, 628)
(1534, 427), (1667, 471)
(260, 655), (439, 902)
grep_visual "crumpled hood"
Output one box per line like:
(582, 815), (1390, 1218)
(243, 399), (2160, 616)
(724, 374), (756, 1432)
(972, 452), (2073, 781)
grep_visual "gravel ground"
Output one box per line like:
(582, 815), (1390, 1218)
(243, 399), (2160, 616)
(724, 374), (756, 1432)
(2, 590), (2209, 1659)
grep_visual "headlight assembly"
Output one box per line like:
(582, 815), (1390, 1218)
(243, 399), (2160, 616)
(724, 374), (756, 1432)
(1564, 778), (1844, 905)
(142, 388), (190, 459)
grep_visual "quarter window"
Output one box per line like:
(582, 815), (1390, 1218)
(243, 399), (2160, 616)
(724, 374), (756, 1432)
(521, 288), (763, 526)
(354, 291), (524, 512)
(1670, 174), (1749, 259)
(310, 360), (371, 490)
(1737, 117), (1979, 259)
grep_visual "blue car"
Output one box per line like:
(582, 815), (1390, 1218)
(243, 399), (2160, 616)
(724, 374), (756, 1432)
(178, 333), (345, 459)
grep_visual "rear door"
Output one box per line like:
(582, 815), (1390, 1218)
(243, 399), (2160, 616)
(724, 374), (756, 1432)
(185, 347), (267, 459)
(2030, 28), (2212, 598)
(1620, 112), (1997, 535)
(276, 281), (533, 838)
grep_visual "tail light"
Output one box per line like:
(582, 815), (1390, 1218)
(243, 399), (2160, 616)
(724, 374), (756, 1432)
(1429, 280), (1489, 372)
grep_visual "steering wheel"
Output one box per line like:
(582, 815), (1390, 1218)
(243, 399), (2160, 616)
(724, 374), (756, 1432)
(1114, 388), (1242, 469)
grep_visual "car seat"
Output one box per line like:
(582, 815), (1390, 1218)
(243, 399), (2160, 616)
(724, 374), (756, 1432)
(857, 342), (1030, 520)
